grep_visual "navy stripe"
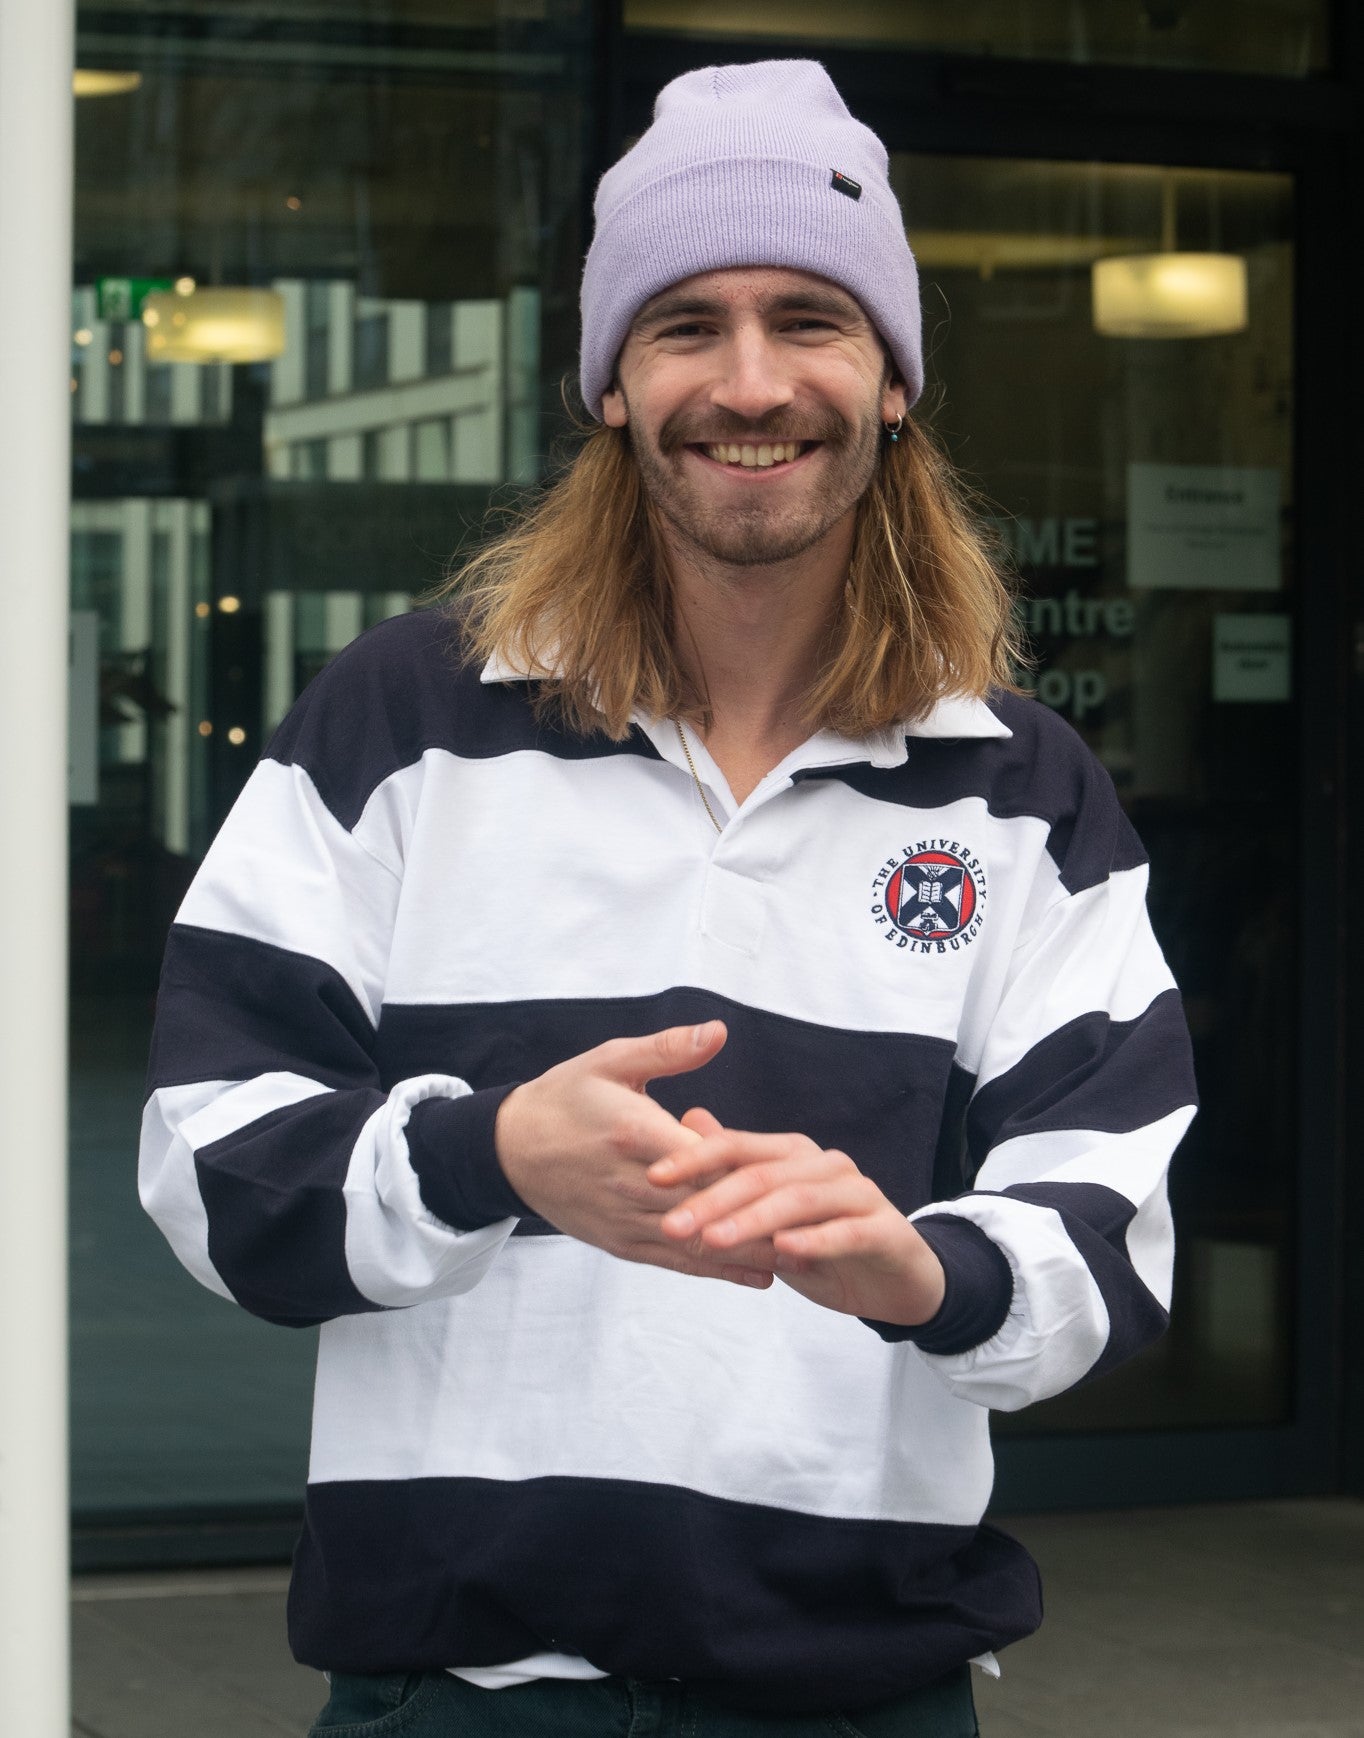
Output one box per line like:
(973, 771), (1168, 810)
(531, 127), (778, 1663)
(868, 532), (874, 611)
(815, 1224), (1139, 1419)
(864, 1213), (1014, 1353)
(376, 990), (960, 1235)
(405, 1084), (528, 1229)
(992, 1180), (1169, 1380)
(930, 1060), (977, 1198)
(264, 607), (660, 833)
(288, 1475), (1041, 1710)
(966, 987), (1196, 1167)
(195, 1092), (384, 1326)
(794, 690), (1147, 895)
(149, 925), (378, 1094)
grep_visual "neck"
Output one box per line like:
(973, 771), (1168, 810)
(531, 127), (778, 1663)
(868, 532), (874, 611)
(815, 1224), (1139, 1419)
(662, 509), (855, 751)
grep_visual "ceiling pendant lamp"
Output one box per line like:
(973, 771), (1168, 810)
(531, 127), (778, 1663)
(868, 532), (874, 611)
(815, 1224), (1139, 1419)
(1092, 173), (1247, 338)
(73, 70), (142, 97)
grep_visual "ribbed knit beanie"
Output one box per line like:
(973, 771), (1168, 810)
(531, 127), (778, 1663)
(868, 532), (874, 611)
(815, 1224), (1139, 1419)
(579, 60), (922, 419)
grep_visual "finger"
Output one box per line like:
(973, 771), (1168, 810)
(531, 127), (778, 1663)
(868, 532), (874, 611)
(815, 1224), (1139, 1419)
(594, 1021), (727, 1089)
(697, 1176), (881, 1251)
(656, 1151), (836, 1239)
(772, 1217), (885, 1262)
(680, 1105), (724, 1139)
(648, 1128), (812, 1187)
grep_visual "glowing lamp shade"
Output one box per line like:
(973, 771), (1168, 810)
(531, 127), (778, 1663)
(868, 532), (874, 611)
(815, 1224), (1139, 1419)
(1092, 252), (1248, 338)
(74, 70), (143, 96)
(141, 287), (286, 363)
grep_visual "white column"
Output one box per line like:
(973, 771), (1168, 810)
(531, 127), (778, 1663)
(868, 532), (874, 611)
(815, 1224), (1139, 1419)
(324, 593), (365, 654)
(170, 358), (202, 425)
(378, 424), (411, 480)
(119, 498), (153, 764)
(264, 592), (297, 732)
(328, 281), (355, 395)
(388, 300), (425, 384)
(0, 4), (73, 1737)
(160, 501), (193, 854)
(122, 313), (147, 424)
(81, 318), (111, 422)
(271, 280), (308, 405)
(452, 300), (502, 483)
(328, 431), (363, 480)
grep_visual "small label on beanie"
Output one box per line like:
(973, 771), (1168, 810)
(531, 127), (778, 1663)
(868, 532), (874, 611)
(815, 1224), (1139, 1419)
(830, 170), (862, 201)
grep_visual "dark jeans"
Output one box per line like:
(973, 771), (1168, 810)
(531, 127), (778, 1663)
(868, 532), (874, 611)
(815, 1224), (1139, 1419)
(308, 1666), (978, 1737)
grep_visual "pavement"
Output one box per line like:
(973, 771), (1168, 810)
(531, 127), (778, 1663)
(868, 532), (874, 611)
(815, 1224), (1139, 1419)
(70, 1497), (1364, 1737)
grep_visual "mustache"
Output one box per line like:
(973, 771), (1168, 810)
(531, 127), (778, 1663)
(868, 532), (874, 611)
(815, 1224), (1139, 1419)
(656, 406), (852, 452)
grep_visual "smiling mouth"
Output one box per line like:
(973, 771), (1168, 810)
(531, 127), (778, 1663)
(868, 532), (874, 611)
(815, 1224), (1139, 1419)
(694, 440), (816, 470)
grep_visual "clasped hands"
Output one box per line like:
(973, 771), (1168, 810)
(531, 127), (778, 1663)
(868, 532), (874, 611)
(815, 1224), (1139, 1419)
(494, 1019), (945, 1328)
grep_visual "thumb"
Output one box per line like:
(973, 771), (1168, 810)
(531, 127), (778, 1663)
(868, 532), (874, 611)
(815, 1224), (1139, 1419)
(680, 1106), (724, 1139)
(597, 1020), (727, 1088)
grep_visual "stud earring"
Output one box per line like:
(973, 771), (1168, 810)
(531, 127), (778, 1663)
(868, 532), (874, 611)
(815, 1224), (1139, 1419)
(885, 414), (903, 443)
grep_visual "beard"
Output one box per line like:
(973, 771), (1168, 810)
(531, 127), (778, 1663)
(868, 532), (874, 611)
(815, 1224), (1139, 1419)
(624, 399), (882, 569)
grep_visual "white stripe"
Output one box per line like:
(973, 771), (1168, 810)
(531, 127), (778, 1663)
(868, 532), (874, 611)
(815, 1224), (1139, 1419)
(371, 748), (1050, 1043)
(964, 866), (1177, 1086)
(910, 1195), (1111, 1410)
(341, 1074), (516, 1309)
(175, 758), (400, 1025)
(974, 1105), (1194, 1308)
(138, 1073), (331, 1300)
(307, 1238), (995, 1527)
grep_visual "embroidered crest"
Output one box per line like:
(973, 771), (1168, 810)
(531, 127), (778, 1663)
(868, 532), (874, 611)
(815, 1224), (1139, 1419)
(870, 841), (987, 954)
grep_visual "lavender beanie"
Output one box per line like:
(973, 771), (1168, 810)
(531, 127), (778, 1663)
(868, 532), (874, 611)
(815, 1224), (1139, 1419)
(579, 60), (922, 418)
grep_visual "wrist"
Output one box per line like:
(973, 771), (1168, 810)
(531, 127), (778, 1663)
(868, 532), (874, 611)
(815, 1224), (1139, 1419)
(493, 1082), (534, 1198)
(880, 1226), (947, 1327)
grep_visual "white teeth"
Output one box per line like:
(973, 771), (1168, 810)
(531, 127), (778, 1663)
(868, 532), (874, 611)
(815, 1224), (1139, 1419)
(703, 441), (805, 467)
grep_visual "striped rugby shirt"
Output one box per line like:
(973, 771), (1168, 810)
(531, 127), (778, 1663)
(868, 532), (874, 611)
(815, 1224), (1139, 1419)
(140, 605), (1197, 1711)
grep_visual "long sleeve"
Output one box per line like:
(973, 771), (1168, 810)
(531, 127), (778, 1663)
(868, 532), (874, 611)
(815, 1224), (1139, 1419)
(138, 633), (525, 1326)
(880, 730), (1197, 1410)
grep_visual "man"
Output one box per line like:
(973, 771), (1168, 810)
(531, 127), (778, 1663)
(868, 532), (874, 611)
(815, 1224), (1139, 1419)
(140, 59), (1196, 1738)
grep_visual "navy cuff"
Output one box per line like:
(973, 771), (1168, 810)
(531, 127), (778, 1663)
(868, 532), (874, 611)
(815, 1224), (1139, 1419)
(861, 1214), (1014, 1354)
(404, 1084), (529, 1230)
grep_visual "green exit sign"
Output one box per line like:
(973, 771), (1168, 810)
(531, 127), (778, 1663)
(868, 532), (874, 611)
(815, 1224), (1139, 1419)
(95, 276), (175, 321)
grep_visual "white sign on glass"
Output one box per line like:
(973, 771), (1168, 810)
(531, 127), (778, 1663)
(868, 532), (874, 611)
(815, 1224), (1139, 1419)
(1127, 462), (1281, 591)
(1212, 613), (1291, 703)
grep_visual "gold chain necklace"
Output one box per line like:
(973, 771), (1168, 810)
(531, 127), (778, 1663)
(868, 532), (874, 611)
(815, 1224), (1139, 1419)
(674, 720), (724, 836)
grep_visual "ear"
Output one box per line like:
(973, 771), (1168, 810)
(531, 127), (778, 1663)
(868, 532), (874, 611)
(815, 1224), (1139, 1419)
(601, 384), (628, 428)
(881, 376), (908, 427)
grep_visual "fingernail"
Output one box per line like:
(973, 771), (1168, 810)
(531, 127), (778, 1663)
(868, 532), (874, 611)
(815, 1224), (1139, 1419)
(649, 1158), (675, 1179)
(665, 1209), (694, 1235)
(693, 1021), (716, 1049)
(741, 1271), (769, 1288)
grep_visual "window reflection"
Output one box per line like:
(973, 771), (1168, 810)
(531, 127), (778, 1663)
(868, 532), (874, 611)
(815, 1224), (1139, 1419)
(897, 153), (1295, 1429)
(70, 0), (594, 1522)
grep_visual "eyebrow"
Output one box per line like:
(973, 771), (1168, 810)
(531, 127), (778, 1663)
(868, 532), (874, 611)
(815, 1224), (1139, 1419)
(631, 287), (863, 332)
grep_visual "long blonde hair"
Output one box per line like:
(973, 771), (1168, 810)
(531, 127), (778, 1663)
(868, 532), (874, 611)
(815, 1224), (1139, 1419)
(446, 415), (1027, 739)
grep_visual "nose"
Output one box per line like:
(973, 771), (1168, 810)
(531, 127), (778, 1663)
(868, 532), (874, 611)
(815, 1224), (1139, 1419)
(708, 326), (795, 425)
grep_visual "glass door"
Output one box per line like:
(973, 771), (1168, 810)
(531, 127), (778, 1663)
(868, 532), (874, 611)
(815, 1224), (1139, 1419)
(70, 0), (601, 1553)
(878, 144), (1321, 1501)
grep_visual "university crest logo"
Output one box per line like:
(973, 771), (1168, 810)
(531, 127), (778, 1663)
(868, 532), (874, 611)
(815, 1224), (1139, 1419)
(870, 840), (987, 954)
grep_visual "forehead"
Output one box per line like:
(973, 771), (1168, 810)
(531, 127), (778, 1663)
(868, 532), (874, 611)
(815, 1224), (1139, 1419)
(633, 266), (869, 326)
